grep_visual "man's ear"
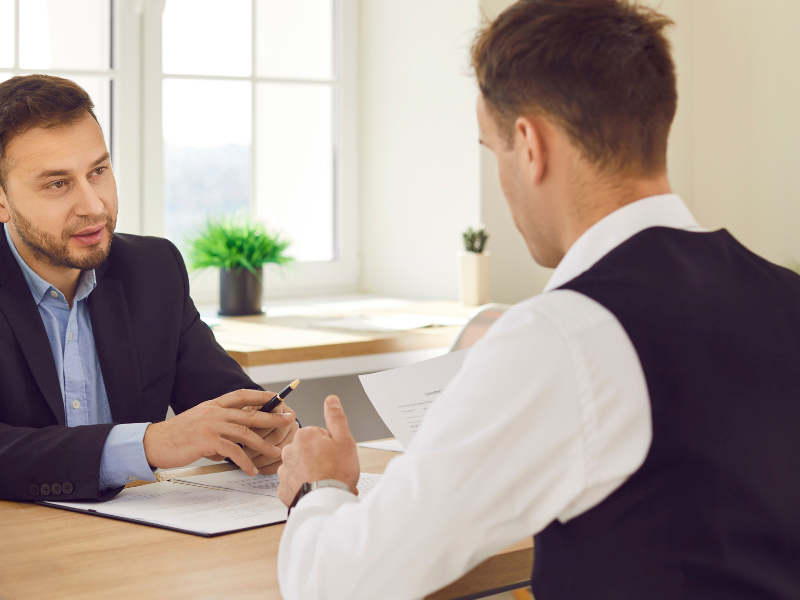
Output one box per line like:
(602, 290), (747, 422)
(0, 184), (10, 224)
(514, 115), (548, 186)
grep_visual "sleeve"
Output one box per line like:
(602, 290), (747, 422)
(277, 302), (590, 600)
(163, 240), (263, 415)
(98, 423), (156, 491)
(0, 421), (120, 501)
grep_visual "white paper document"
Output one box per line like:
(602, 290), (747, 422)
(358, 439), (405, 453)
(41, 481), (288, 536)
(171, 470), (382, 498)
(359, 348), (470, 447)
(41, 472), (381, 536)
(316, 313), (466, 333)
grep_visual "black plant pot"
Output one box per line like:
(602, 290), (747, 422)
(219, 267), (264, 316)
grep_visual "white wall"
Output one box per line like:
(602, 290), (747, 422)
(358, 0), (800, 304)
(667, 0), (800, 266)
(358, 0), (482, 300)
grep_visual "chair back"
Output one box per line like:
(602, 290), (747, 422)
(448, 303), (510, 353)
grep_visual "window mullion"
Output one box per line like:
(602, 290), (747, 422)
(250, 0), (257, 216)
(13, 0), (18, 69)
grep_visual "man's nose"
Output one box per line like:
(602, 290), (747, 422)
(72, 178), (105, 216)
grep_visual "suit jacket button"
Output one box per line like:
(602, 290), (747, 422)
(29, 484), (40, 497)
(40, 483), (51, 496)
(51, 482), (62, 495)
(62, 481), (73, 495)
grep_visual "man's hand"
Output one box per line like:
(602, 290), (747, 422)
(243, 401), (300, 475)
(277, 395), (360, 507)
(143, 389), (296, 475)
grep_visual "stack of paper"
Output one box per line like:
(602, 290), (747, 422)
(40, 471), (381, 537)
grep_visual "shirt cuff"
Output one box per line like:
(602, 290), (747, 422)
(98, 423), (156, 491)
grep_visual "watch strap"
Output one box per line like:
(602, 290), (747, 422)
(288, 479), (352, 515)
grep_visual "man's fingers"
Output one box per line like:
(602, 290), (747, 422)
(224, 406), (295, 430)
(216, 389), (276, 409)
(218, 422), (282, 458)
(217, 439), (259, 476)
(323, 395), (352, 441)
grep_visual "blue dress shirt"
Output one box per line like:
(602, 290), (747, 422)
(5, 228), (155, 490)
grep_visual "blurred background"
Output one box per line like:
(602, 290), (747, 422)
(1, 0), (796, 306)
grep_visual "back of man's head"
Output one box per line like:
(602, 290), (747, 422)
(472, 0), (676, 178)
(0, 74), (98, 190)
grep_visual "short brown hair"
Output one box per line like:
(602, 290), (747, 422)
(472, 0), (676, 177)
(0, 74), (98, 188)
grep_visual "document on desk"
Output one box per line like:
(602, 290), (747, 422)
(38, 481), (288, 537)
(359, 348), (470, 448)
(316, 313), (466, 332)
(170, 470), (382, 498)
(38, 472), (382, 537)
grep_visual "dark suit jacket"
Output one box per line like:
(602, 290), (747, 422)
(0, 224), (260, 501)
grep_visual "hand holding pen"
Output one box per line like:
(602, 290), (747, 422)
(260, 379), (301, 414)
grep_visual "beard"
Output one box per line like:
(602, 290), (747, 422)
(8, 203), (116, 271)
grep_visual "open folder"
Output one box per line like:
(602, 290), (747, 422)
(39, 470), (381, 537)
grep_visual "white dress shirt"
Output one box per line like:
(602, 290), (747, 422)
(278, 194), (704, 600)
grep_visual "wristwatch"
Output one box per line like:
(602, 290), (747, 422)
(288, 479), (351, 515)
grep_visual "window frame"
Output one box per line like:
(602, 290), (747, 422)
(140, 0), (360, 303)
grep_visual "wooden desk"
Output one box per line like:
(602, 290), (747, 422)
(210, 298), (475, 383)
(0, 446), (533, 600)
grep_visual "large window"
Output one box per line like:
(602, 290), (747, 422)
(0, 0), (359, 300)
(0, 0), (114, 151)
(144, 0), (359, 301)
(161, 0), (338, 263)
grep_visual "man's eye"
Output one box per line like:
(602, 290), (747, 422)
(49, 181), (66, 189)
(95, 167), (106, 175)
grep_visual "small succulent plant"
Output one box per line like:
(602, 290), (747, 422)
(463, 226), (489, 253)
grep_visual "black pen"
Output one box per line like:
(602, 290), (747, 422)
(260, 379), (301, 413)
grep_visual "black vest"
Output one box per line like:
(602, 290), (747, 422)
(532, 227), (800, 599)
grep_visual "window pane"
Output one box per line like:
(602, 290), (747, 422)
(255, 83), (334, 262)
(70, 76), (111, 148)
(20, 0), (110, 70)
(163, 79), (252, 243)
(163, 0), (251, 77)
(0, 0), (13, 68)
(256, 0), (334, 80)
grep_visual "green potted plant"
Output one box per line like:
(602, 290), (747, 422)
(185, 214), (292, 316)
(459, 226), (491, 305)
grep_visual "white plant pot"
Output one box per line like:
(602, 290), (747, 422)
(458, 251), (491, 306)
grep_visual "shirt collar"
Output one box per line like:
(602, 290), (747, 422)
(545, 194), (704, 292)
(4, 225), (97, 305)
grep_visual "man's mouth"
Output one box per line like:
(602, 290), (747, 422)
(71, 225), (106, 246)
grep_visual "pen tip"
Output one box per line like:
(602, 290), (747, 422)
(290, 379), (301, 389)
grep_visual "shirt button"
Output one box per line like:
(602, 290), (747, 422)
(68, 332), (73, 342)
(72, 399), (81, 409)
(49, 290), (58, 298)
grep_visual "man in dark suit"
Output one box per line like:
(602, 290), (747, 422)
(0, 74), (298, 502)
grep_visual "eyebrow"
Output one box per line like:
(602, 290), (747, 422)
(34, 152), (111, 181)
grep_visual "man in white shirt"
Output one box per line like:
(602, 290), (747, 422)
(275, 1), (800, 599)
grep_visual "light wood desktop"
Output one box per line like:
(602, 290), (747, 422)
(0, 444), (534, 600)
(210, 298), (475, 383)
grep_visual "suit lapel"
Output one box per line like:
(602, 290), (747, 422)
(0, 225), (65, 425)
(88, 274), (142, 424)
